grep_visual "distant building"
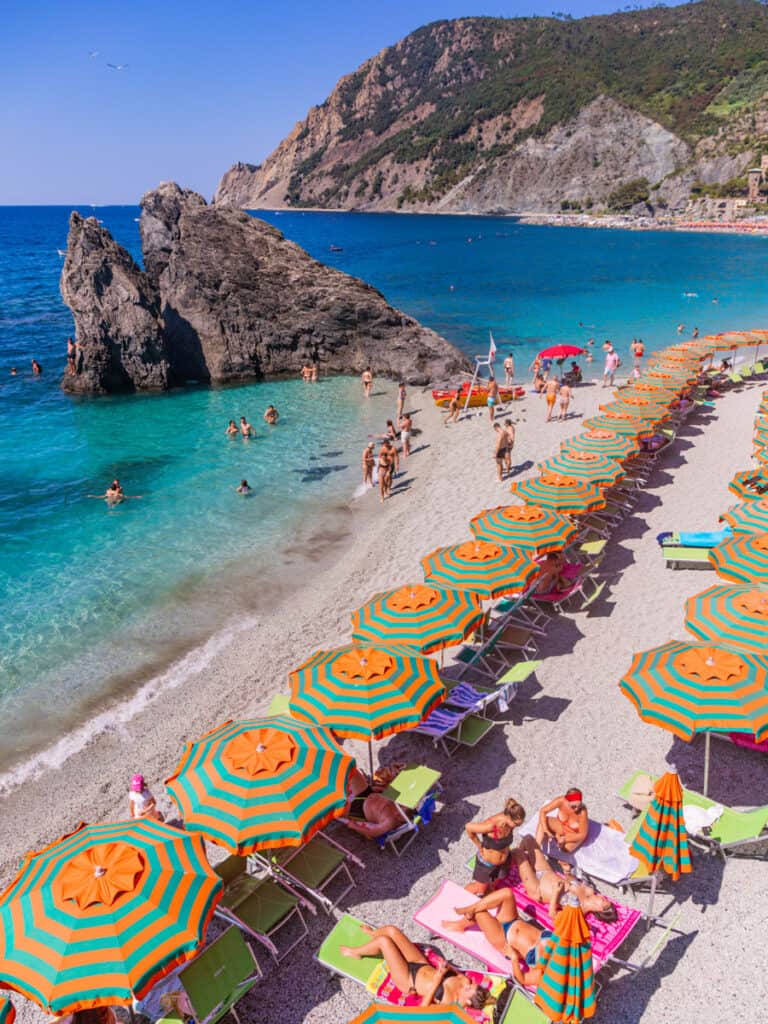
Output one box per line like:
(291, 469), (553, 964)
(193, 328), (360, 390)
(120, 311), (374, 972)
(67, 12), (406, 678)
(748, 169), (765, 203)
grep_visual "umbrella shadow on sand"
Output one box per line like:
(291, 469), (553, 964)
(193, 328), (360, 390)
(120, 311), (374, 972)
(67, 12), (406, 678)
(667, 733), (768, 810)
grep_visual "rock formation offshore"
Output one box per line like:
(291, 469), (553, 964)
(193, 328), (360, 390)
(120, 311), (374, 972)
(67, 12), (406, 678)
(61, 182), (468, 394)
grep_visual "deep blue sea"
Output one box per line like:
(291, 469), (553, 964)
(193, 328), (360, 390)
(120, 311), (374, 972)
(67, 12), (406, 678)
(1, 205), (767, 784)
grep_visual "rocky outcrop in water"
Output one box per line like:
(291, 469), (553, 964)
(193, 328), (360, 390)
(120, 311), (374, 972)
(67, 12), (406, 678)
(60, 183), (469, 394)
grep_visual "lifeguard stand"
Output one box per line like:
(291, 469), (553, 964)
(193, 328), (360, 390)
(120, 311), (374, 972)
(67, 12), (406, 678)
(462, 352), (495, 414)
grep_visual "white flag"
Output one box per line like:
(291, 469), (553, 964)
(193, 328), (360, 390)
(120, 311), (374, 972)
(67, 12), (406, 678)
(488, 330), (497, 363)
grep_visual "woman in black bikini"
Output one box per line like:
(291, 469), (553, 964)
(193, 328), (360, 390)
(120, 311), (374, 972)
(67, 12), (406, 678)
(465, 798), (526, 894)
(340, 924), (492, 1010)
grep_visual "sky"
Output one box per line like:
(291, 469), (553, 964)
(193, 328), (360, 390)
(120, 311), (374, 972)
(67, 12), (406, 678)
(1, 0), (689, 204)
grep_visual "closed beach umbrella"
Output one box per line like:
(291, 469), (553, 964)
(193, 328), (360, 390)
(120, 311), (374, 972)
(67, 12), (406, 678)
(421, 539), (538, 599)
(538, 451), (625, 487)
(581, 415), (651, 438)
(470, 504), (578, 553)
(721, 498), (768, 534)
(728, 469), (768, 501)
(0, 819), (222, 1014)
(509, 473), (606, 516)
(0, 998), (14, 1024)
(619, 640), (768, 793)
(350, 583), (484, 654)
(347, 1008), (478, 1024)
(684, 584), (768, 654)
(289, 645), (444, 741)
(534, 894), (596, 1023)
(561, 430), (638, 459)
(709, 532), (768, 583)
(166, 716), (353, 853)
(629, 770), (692, 917)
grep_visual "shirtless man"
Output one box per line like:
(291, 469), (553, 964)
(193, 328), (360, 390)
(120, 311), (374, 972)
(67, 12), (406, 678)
(301, 364), (312, 382)
(240, 416), (254, 438)
(537, 787), (589, 855)
(503, 353), (515, 386)
(503, 420), (515, 474)
(399, 412), (413, 458)
(362, 367), (373, 398)
(338, 767), (403, 839)
(444, 391), (461, 425)
(362, 442), (375, 486)
(544, 377), (559, 422)
(487, 376), (500, 423)
(558, 381), (572, 421)
(263, 405), (279, 425)
(493, 423), (507, 482)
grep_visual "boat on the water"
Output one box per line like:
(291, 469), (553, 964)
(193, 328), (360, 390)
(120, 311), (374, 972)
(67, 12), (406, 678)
(432, 382), (525, 408)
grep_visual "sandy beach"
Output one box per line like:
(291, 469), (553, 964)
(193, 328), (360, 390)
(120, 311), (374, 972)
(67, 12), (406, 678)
(4, 368), (768, 1024)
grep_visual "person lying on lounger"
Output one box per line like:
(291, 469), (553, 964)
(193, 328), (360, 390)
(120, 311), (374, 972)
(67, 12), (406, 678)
(442, 889), (555, 988)
(337, 766), (404, 839)
(513, 834), (617, 922)
(465, 798), (526, 894)
(537, 787), (589, 854)
(340, 924), (493, 1010)
(533, 552), (572, 595)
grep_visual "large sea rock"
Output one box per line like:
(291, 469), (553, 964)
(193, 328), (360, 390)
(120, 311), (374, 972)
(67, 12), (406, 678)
(60, 183), (468, 394)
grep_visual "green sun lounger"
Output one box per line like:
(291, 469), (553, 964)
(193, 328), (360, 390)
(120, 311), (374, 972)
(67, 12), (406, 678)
(255, 831), (361, 914)
(317, 913), (383, 987)
(167, 926), (262, 1024)
(662, 545), (715, 570)
(499, 990), (549, 1024)
(619, 770), (768, 859)
(267, 693), (290, 715)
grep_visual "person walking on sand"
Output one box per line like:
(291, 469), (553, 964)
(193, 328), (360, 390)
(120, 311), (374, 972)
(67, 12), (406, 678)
(399, 411), (412, 458)
(503, 352), (515, 386)
(544, 376), (559, 422)
(503, 419), (515, 474)
(602, 346), (619, 388)
(362, 442), (375, 487)
(493, 423), (508, 482)
(396, 381), (407, 421)
(444, 390), (461, 425)
(378, 442), (394, 502)
(487, 375), (499, 422)
(362, 367), (373, 398)
(631, 338), (644, 372)
(240, 416), (254, 438)
(558, 381), (572, 421)
(529, 356), (541, 383)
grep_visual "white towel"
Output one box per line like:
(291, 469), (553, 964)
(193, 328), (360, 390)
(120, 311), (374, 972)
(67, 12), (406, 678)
(519, 810), (641, 885)
(683, 801), (723, 834)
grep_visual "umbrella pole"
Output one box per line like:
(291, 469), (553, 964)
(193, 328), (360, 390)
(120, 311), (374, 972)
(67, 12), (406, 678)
(368, 741), (374, 782)
(703, 732), (711, 798)
(646, 871), (658, 928)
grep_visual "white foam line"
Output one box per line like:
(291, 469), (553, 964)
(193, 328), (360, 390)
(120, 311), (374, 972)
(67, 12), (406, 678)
(0, 614), (261, 798)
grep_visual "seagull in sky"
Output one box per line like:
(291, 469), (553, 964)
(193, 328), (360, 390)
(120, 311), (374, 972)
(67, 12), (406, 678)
(107, 62), (129, 71)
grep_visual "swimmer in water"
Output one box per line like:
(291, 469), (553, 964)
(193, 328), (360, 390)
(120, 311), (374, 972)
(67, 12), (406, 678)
(88, 479), (140, 505)
(240, 416), (254, 438)
(263, 405), (279, 425)
(236, 479), (252, 494)
(226, 420), (238, 436)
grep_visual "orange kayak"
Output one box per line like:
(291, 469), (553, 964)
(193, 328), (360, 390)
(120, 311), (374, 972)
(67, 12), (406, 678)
(432, 383), (525, 408)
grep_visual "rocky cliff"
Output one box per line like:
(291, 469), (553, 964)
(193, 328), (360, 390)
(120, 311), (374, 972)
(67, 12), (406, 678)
(216, 1), (768, 216)
(60, 183), (468, 394)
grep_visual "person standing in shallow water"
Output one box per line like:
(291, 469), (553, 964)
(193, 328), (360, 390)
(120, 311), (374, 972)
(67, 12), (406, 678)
(362, 442), (375, 487)
(487, 376), (499, 422)
(362, 367), (373, 398)
(504, 352), (515, 385)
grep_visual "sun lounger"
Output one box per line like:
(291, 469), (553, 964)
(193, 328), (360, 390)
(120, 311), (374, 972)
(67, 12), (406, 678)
(498, 990), (549, 1024)
(316, 913), (506, 1021)
(376, 764), (443, 856)
(661, 544), (716, 570)
(253, 831), (362, 914)
(412, 706), (496, 754)
(267, 693), (290, 715)
(528, 576), (585, 613)
(213, 855), (311, 961)
(446, 680), (516, 718)
(455, 615), (538, 681)
(618, 770), (768, 860)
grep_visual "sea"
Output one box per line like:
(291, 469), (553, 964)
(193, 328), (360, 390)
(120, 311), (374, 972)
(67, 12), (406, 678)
(1, 205), (767, 789)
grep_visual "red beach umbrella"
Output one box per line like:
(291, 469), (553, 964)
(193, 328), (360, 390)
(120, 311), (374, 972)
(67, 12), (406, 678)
(538, 344), (585, 360)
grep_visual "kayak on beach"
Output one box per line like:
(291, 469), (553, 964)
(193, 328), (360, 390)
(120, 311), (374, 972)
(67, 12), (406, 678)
(432, 382), (525, 407)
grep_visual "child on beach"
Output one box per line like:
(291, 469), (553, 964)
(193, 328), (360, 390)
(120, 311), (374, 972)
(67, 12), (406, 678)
(128, 773), (164, 821)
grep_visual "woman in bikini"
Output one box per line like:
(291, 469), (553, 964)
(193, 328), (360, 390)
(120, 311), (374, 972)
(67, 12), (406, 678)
(340, 924), (492, 1011)
(378, 442), (394, 502)
(465, 798), (526, 894)
(537, 787), (589, 854)
(513, 835), (617, 922)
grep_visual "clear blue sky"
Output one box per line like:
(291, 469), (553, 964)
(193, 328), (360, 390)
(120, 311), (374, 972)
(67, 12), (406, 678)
(1, 0), (688, 204)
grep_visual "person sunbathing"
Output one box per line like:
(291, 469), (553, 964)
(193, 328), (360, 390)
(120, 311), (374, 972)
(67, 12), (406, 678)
(513, 835), (617, 922)
(537, 787), (589, 854)
(533, 552), (572, 595)
(340, 924), (493, 1010)
(338, 766), (404, 839)
(465, 798), (526, 894)
(442, 889), (554, 987)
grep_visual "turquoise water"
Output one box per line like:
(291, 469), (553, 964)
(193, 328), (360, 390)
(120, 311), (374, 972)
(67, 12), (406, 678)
(1, 205), (767, 780)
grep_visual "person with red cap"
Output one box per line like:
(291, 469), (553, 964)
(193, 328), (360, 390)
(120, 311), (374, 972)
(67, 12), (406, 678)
(536, 787), (588, 855)
(128, 773), (164, 821)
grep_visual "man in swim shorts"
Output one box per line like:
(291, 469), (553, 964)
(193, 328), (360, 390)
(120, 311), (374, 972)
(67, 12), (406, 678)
(487, 376), (499, 422)
(544, 377), (559, 422)
(493, 423), (507, 482)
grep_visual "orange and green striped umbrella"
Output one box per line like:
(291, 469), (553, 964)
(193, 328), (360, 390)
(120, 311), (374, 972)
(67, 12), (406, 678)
(728, 469), (768, 501)
(289, 644), (444, 741)
(599, 398), (671, 420)
(350, 583), (484, 654)
(619, 641), (768, 742)
(617, 381), (681, 397)
(538, 451), (625, 487)
(721, 498), (768, 534)
(709, 531), (768, 582)
(166, 716), (353, 853)
(629, 771), (692, 883)
(534, 895), (596, 1023)
(509, 474), (606, 515)
(470, 504), (578, 553)
(0, 819), (222, 1015)
(753, 447), (768, 466)
(581, 415), (652, 438)
(643, 368), (695, 384)
(421, 539), (538, 599)
(0, 998), (14, 1024)
(684, 584), (768, 654)
(561, 430), (639, 459)
(347, 1009), (478, 1024)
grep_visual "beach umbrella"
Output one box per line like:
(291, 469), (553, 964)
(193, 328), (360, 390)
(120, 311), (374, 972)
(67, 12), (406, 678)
(0, 998), (14, 1024)
(509, 474), (607, 516)
(644, 369), (695, 384)
(728, 469), (768, 501)
(421, 539), (538, 599)
(470, 504), (578, 553)
(597, 401), (670, 423)
(289, 644), (444, 742)
(684, 584), (768, 654)
(618, 640), (768, 794)
(753, 447), (768, 466)
(538, 451), (625, 487)
(350, 583), (484, 654)
(628, 770), (692, 918)
(616, 382), (681, 397)
(561, 430), (639, 459)
(534, 893), (596, 1023)
(538, 344), (585, 360)
(581, 415), (652, 438)
(709, 532), (768, 583)
(602, 391), (673, 411)
(347, 1008), (478, 1024)
(165, 716), (353, 853)
(721, 498), (768, 534)
(0, 819), (222, 1014)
